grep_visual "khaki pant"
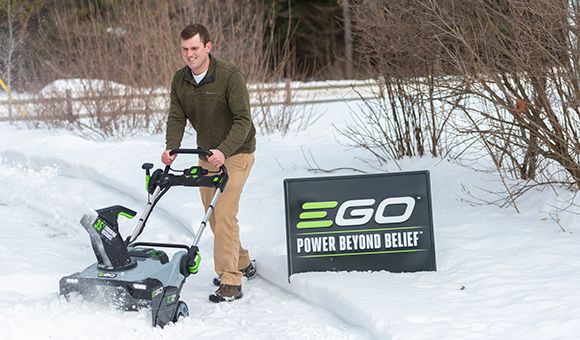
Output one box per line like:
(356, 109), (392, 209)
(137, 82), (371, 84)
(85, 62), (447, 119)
(199, 153), (254, 286)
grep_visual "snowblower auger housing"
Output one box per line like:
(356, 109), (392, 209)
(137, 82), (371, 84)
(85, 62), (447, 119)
(59, 148), (227, 328)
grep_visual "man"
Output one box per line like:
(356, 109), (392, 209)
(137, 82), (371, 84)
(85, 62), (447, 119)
(161, 24), (256, 303)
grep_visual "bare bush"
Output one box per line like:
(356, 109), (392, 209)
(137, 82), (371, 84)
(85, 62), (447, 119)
(11, 0), (303, 136)
(32, 80), (167, 137)
(338, 77), (459, 168)
(339, 0), (458, 165)
(426, 0), (580, 189)
(350, 0), (580, 192)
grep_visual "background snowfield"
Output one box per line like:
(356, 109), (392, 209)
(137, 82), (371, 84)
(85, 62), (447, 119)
(1, 100), (580, 339)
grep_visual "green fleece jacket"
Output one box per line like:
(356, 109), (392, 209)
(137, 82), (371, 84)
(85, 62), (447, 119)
(165, 54), (256, 158)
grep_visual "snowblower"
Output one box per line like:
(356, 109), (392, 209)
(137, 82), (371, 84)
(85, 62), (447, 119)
(59, 148), (227, 327)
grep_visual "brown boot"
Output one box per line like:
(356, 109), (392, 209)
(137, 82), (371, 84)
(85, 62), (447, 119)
(213, 260), (257, 286)
(209, 284), (243, 303)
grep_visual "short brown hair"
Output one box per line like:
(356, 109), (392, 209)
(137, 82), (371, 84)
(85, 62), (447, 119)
(180, 24), (211, 45)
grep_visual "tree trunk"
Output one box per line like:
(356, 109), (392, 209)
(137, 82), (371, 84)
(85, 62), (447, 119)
(342, 0), (353, 79)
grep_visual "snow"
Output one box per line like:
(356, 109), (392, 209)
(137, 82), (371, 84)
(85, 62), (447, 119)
(0, 97), (580, 340)
(39, 79), (132, 97)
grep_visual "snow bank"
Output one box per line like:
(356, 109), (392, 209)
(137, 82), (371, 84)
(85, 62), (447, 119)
(1, 99), (580, 339)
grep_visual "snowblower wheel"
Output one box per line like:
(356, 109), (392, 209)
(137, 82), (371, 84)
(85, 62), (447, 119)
(173, 301), (189, 322)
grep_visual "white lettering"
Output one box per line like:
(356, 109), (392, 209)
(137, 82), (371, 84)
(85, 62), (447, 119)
(312, 237), (322, 252)
(365, 234), (373, 249)
(333, 197), (416, 227)
(384, 231), (420, 248)
(374, 197), (415, 224)
(385, 233), (392, 248)
(374, 234), (382, 248)
(328, 236), (336, 251)
(336, 199), (375, 226)
(358, 234), (366, 249)
(297, 237), (338, 254)
(346, 235), (353, 250)
(334, 233), (383, 251)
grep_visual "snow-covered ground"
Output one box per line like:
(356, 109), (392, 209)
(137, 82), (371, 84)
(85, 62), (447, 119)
(0, 99), (580, 340)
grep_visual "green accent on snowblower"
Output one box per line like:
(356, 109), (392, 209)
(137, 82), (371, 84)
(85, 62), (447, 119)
(145, 174), (151, 193)
(146, 249), (164, 257)
(190, 167), (199, 178)
(188, 251), (201, 274)
(118, 211), (135, 219)
(93, 219), (106, 231)
(152, 287), (164, 298)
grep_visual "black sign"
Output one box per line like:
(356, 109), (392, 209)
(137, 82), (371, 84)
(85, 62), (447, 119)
(284, 171), (436, 278)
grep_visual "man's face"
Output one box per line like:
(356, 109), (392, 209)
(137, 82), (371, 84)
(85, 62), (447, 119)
(181, 34), (212, 75)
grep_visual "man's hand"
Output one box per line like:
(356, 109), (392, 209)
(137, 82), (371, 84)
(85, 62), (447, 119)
(208, 149), (225, 168)
(161, 149), (177, 165)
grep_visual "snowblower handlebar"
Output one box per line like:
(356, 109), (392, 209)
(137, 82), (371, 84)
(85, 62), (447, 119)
(167, 148), (227, 174)
(152, 148), (228, 193)
(169, 148), (212, 157)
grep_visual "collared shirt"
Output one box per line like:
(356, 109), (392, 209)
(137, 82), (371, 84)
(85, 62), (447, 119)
(192, 68), (208, 84)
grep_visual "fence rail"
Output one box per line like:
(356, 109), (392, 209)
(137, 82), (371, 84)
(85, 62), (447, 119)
(0, 79), (380, 122)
